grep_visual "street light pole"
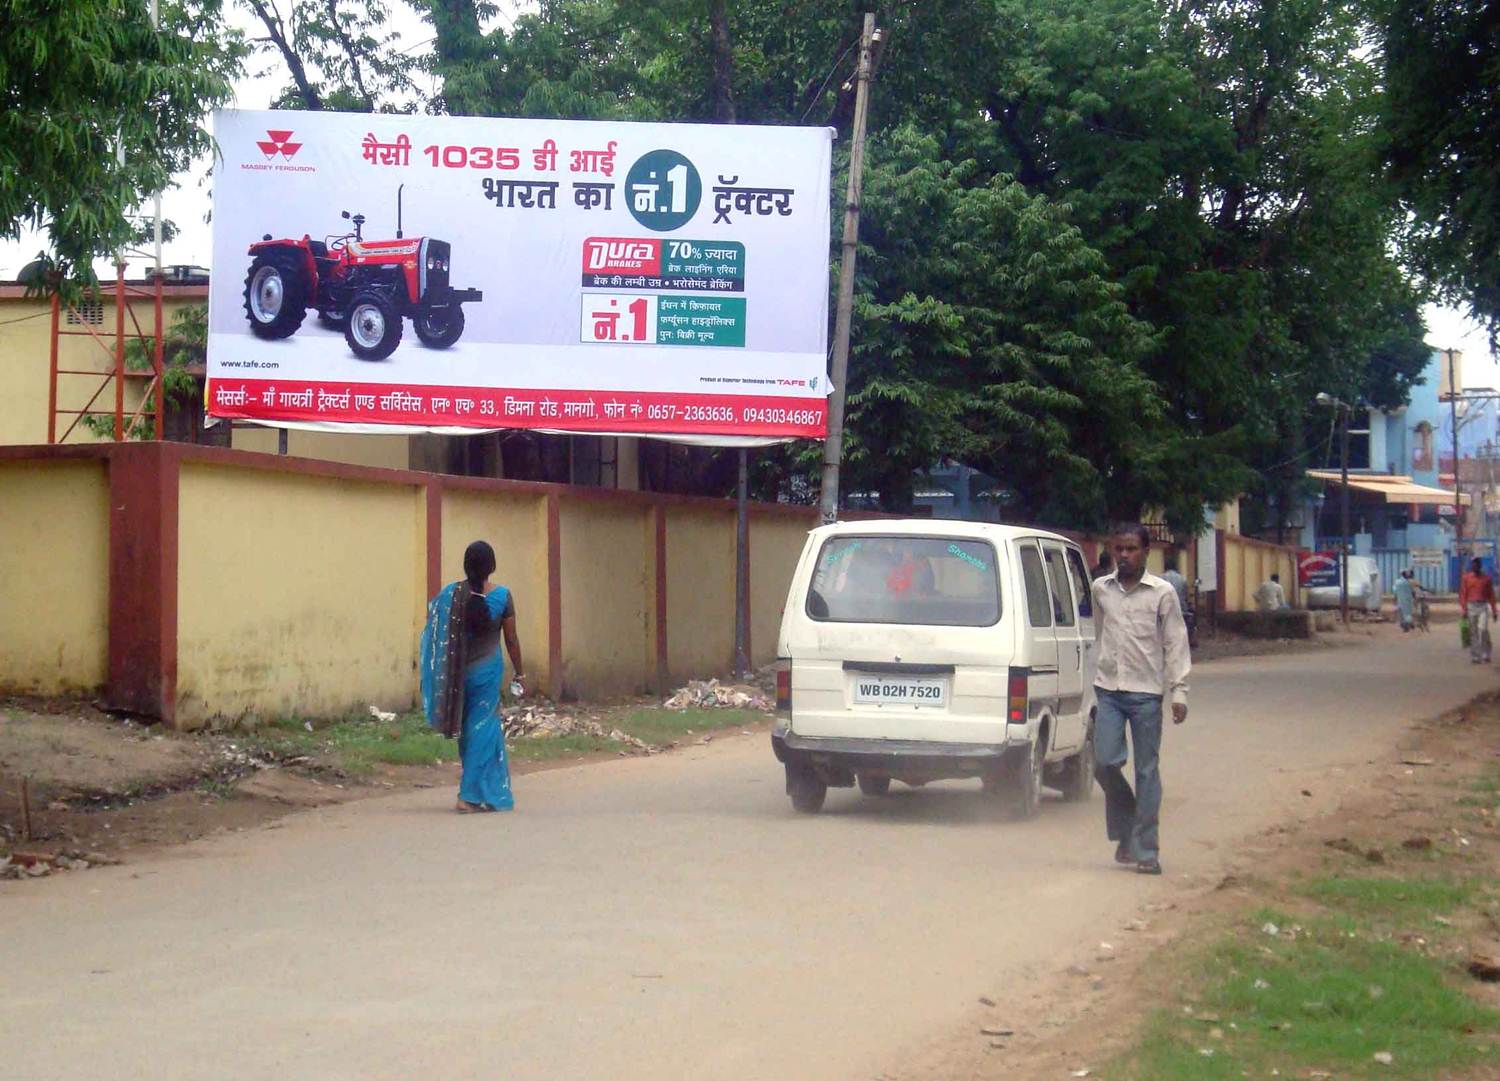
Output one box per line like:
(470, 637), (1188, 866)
(1339, 402), (1350, 626)
(1448, 347), (1463, 549)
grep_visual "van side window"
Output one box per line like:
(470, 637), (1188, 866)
(1065, 548), (1093, 619)
(1018, 543), (1053, 628)
(1042, 545), (1076, 627)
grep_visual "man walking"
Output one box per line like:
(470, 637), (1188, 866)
(1460, 558), (1498, 663)
(1393, 569), (1417, 632)
(1091, 524), (1191, 876)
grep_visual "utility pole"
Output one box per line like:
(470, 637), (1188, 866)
(1448, 348), (1463, 551)
(818, 13), (878, 525)
(1339, 403), (1351, 626)
(734, 447), (750, 676)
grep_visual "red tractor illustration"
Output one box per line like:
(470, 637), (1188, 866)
(242, 192), (482, 360)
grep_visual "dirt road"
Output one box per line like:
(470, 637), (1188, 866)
(2, 630), (1491, 1080)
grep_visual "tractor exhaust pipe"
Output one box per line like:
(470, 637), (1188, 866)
(396, 184), (404, 239)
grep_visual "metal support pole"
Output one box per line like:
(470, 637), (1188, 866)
(47, 293), (60, 444)
(1340, 404), (1350, 626)
(1449, 348), (1463, 548)
(818, 12), (877, 525)
(278, 428), (289, 455)
(114, 263), (126, 441)
(734, 447), (751, 676)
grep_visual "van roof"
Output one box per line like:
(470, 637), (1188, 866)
(810, 519), (1080, 546)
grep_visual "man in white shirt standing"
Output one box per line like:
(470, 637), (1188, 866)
(1091, 524), (1192, 875)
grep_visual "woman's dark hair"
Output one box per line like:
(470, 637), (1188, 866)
(464, 540), (496, 589)
(463, 540), (498, 638)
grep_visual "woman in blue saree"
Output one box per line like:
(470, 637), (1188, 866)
(421, 540), (527, 813)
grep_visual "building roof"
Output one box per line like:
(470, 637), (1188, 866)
(1306, 470), (1471, 506)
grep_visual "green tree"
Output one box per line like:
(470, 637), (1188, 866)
(0, 0), (241, 286)
(1381, 0), (1500, 335)
(241, 0), (418, 111)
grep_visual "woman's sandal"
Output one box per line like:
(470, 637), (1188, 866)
(455, 799), (485, 814)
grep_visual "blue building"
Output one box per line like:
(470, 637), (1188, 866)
(1301, 348), (1488, 590)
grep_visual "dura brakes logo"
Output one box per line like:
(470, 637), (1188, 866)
(243, 129), (315, 174)
(582, 237), (662, 276)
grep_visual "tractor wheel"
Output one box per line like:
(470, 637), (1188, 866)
(243, 251), (309, 339)
(414, 304), (466, 349)
(344, 291), (403, 360)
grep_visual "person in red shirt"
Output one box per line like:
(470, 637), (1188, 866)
(1459, 558), (1499, 663)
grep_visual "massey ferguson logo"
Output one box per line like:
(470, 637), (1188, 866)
(256, 130), (302, 160)
(242, 129), (315, 173)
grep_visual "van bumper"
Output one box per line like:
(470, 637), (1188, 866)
(772, 725), (1026, 783)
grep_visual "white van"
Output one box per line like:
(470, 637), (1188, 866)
(772, 520), (1098, 817)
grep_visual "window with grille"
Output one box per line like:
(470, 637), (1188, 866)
(66, 299), (104, 325)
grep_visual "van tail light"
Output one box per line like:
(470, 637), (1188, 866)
(775, 662), (792, 718)
(1007, 669), (1029, 724)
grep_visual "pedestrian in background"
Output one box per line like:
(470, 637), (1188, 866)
(421, 540), (528, 812)
(1091, 524), (1192, 876)
(1161, 554), (1190, 613)
(1393, 569), (1416, 632)
(1459, 558), (1498, 664)
(1091, 549), (1113, 581)
(1253, 573), (1288, 613)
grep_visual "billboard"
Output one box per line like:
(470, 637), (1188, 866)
(206, 109), (832, 439)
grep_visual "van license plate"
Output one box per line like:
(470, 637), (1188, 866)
(852, 676), (947, 707)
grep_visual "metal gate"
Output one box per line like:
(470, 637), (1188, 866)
(1370, 548), (1448, 594)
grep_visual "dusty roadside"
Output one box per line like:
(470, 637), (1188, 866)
(0, 628), (1405, 874)
(895, 686), (1500, 1080)
(0, 686), (771, 873)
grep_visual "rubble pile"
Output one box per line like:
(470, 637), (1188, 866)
(662, 678), (773, 712)
(0, 849), (121, 880)
(501, 705), (653, 753)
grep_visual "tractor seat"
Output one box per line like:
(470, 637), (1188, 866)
(307, 240), (329, 257)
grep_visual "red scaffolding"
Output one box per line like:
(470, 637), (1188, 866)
(47, 262), (164, 442)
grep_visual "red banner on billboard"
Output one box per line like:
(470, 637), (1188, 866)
(209, 379), (826, 438)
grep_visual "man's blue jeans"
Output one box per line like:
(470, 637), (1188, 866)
(1093, 689), (1164, 863)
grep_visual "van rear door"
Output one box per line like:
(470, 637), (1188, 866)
(787, 533), (1012, 743)
(1015, 540), (1061, 740)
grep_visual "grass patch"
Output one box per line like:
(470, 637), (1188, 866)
(1457, 763), (1500, 807)
(609, 707), (764, 745)
(246, 713), (456, 775)
(243, 705), (767, 772)
(1114, 911), (1499, 1079)
(197, 777), (236, 800)
(1299, 874), (1479, 920)
(508, 733), (616, 761)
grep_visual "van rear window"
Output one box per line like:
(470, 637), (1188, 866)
(806, 536), (1001, 626)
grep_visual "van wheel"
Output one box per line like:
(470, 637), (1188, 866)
(993, 734), (1045, 820)
(1058, 724), (1096, 803)
(857, 774), (891, 797)
(787, 765), (827, 814)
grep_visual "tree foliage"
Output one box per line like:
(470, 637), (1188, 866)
(1381, 0), (1500, 335)
(243, 0), (1434, 531)
(0, 0), (240, 286)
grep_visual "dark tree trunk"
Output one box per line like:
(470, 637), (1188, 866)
(708, 0), (736, 122)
